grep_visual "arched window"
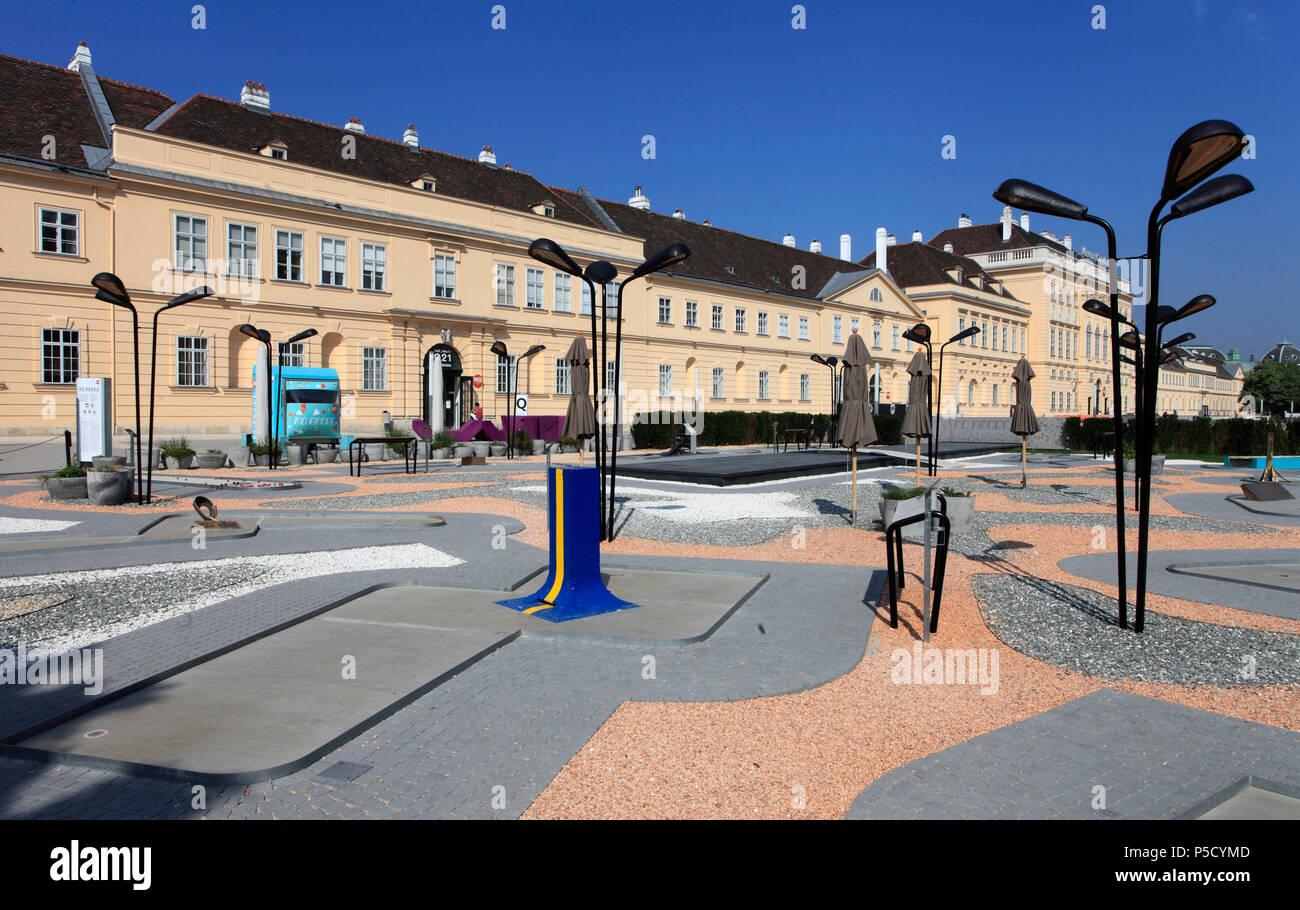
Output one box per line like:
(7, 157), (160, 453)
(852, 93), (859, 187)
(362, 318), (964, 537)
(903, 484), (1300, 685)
(968, 380), (976, 406)
(992, 384), (999, 406)
(869, 287), (883, 303)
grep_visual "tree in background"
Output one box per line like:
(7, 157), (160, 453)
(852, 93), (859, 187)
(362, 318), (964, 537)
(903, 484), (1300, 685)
(1242, 360), (1300, 416)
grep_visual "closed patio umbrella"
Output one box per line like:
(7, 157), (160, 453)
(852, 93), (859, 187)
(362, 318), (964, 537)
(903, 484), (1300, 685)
(837, 332), (877, 523)
(901, 350), (931, 484)
(563, 336), (595, 465)
(1010, 357), (1039, 488)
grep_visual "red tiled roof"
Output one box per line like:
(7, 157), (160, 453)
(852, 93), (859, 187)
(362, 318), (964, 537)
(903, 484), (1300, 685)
(151, 95), (600, 228)
(859, 241), (1019, 301)
(0, 53), (173, 169)
(927, 221), (1069, 257)
(559, 190), (869, 300)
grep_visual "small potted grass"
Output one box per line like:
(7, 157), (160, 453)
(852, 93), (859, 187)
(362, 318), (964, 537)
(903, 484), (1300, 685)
(879, 484), (926, 529)
(160, 437), (195, 470)
(557, 436), (580, 454)
(195, 448), (227, 470)
(44, 463), (88, 500)
(431, 432), (456, 459)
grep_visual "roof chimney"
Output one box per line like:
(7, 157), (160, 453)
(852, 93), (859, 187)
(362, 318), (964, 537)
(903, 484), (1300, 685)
(912, 229), (923, 243)
(810, 238), (823, 253)
(782, 232), (796, 247)
(1001, 205), (1013, 242)
(958, 213), (972, 228)
(402, 124), (419, 150)
(478, 145), (497, 165)
(1020, 212), (1030, 231)
(840, 234), (852, 260)
(672, 208), (685, 220)
(1042, 230), (1058, 242)
(68, 42), (92, 73)
(343, 117), (365, 133)
(703, 219), (711, 227)
(628, 186), (650, 210)
(886, 233), (897, 246)
(943, 242), (954, 254)
(1063, 233), (1072, 251)
(240, 80), (271, 111)
(875, 227), (888, 274)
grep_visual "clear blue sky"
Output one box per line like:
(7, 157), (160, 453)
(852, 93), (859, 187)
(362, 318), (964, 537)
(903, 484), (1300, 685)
(6, 0), (1295, 356)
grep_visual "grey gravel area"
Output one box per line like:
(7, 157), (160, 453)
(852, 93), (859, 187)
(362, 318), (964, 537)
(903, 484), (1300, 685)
(972, 573), (1300, 687)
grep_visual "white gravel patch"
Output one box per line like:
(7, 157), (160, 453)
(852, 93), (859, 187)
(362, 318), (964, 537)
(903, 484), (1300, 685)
(2, 543), (462, 654)
(0, 517), (81, 535)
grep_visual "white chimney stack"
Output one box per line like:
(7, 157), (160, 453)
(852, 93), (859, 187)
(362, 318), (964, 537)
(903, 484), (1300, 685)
(240, 80), (271, 111)
(782, 233), (796, 247)
(671, 208), (685, 220)
(402, 124), (419, 150)
(810, 238), (822, 254)
(875, 227), (888, 274)
(68, 42), (92, 73)
(912, 229), (923, 243)
(1043, 230), (1058, 241)
(886, 233), (897, 246)
(840, 234), (852, 260)
(478, 145), (497, 165)
(1020, 212), (1030, 231)
(1001, 205), (1013, 242)
(943, 242), (954, 254)
(958, 213), (973, 228)
(628, 186), (651, 210)
(343, 117), (365, 134)
(1063, 233), (1073, 251)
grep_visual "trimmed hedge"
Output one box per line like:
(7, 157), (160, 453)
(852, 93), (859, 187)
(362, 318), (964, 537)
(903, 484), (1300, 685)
(630, 409), (902, 449)
(1062, 415), (1300, 456)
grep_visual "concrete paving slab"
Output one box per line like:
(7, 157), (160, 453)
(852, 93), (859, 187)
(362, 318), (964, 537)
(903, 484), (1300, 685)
(1194, 784), (1300, 820)
(1170, 562), (1300, 594)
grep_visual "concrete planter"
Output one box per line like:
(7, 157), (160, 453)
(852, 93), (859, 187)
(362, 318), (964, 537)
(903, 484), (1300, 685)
(87, 469), (131, 505)
(880, 495), (925, 531)
(471, 441), (491, 458)
(254, 454), (271, 466)
(531, 440), (546, 455)
(431, 447), (451, 460)
(1122, 455), (1165, 475)
(316, 447), (340, 464)
(364, 443), (387, 462)
(227, 446), (251, 468)
(386, 446), (410, 461)
(489, 444), (507, 458)
(286, 445), (307, 466)
(46, 476), (88, 500)
(453, 444), (474, 459)
(92, 455), (127, 469)
(942, 495), (975, 534)
(164, 454), (194, 470)
(195, 453), (227, 469)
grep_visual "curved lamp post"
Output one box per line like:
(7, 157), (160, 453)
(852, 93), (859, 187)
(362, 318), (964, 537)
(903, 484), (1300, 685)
(143, 285), (212, 500)
(902, 323), (934, 473)
(934, 325), (979, 473)
(530, 239), (597, 466)
(491, 340), (545, 459)
(239, 324), (275, 470)
(810, 354), (840, 447)
(585, 260), (617, 538)
(91, 273), (143, 503)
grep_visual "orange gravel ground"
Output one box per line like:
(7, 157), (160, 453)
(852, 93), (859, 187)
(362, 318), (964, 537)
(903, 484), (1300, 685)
(516, 471), (1300, 820)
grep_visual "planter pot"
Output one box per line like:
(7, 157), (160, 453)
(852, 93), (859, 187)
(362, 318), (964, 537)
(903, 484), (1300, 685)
(453, 445), (474, 459)
(386, 446), (410, 461)
(46, 476), (88, 500)
(1122, 455), (1165, 475)
(531, 440), (546, 456)
(489, 444), (507, 458)
(285, 445), (307, 466)
(431, 447), (451, 460)
(364, 443), (387, 462)
(316, 447), (340, 464)
(880, 495), (925, 532)
(164, 454), (194, 470)
(92, 455), (127, 469)
(227, 446), (252, 468)
(942, 495), (975, 534)
(87, 470), (131, 505)
(195, 453), (227, 469)
(561, 445), (579, 454)
(254, 454), (270, 466)
(469, 441), (490, 458)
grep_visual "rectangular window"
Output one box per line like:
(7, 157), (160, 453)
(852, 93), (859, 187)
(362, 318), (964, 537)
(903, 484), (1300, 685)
(227, 223), (258, 278)
(320, 237), (346, 286)
(525, 267), (544, 309)
(1002, 326), (1008, 351)
(41, 328), (79, 383)
(712, 367), (725, 399)
(850, 317), (859, 336)
(799, 317), (809, 341)
(711, 304), (723, 331)
(173, 215), (207, 272)
(981, 321), (989, 347)
(554, 273), (572, 312)
(605, 281), (620, 317)
(581, 281), (593, 316)
(176, 335), (209, 387)
(658, 296), (672, 324)
(606, 360), (617, 391)
(735, 308), (746, 333)
(496, 264), (515, 306)
(833, 316), (842, 345)
(39, 208), (79, 255)
(362, 347), (387, 391)
(434, 253), (457, 299)
(800, 373), (810, 401)
(659, 364), (673, 397)
(892, 324), (900, 349)
(361, 243), (387, 291)
(757, 311), (769, 336)
(685, 300), (698, 327)
(758, 370), (770, 400)
(958, 317), (966, 343)
(276, 230), (303, 282)
(778, 314), (789, 338)
(872, 322), (882, 348)
(497, 354), (516, 393)
(555, 357), (571, 394)
(278, 341), (305, 367)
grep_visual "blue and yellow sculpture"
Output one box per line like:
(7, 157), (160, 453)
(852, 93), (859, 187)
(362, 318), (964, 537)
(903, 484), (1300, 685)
(497, 466), (638, 622)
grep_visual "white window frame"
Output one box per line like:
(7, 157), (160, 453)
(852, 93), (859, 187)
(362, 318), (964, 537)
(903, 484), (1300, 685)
(658, 364), (673, 397)
(892, 325), (900, 349)
(757, 311), (768, 336)
(658, 296), (672, 325)
(173, 214), (207, 272)
(800, 373), (810, 401)
(735, 308), (746, 333)
(758, 370), (770, 400)
(434, 253), (457, 299)
(227, 223), (258, 279)
(685, 300), (698, 328)
(497, 353), (516, 393)
(833, 316), (842, 345)
(711, 304), (724, 331)
(580, 281), (593, 316)
(799, 316), (809, 341)
(778, 314), (789, 338)
(554, 273), (572, 312)
(278, 341), (305, 367)
(361, 242), (387, 291)
(496, 264), (516, 306)
(555, 357), (571, 394)
(712, 367), (725, 399)
(176, 335), (209, 387)
(41, 328), (80, 384)
(362, 346), (388, 391)
(320, 236), (347, 287)
(525, 267), (544, 309)
(39, 207), (79, 256)
(276, 230), (304, 282)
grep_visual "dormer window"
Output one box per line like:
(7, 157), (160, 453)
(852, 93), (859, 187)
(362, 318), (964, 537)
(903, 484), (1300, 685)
(411, 173), (436, 192)
(531, 200), (556, 218)
(259, 140), (288, 160)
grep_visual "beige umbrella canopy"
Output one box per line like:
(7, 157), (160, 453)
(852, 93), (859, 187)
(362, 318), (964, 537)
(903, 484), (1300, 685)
(837, 332), (877, 524)
(901, 350), (931, 483)
(563, 336), (596, 462)
(1010, 357), (1039, 487)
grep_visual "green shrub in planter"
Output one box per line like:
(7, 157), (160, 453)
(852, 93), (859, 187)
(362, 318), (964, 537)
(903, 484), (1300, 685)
(557, 436), (579, 453)
(53, 463), (87, 478)
(384, 426), (411, 455)
(882, 485), (925, 501)
(511, 429), (532, 454)
(44, 463), (88, 500)
(431, 432), (456, 449)
(160, 437), (194, 458)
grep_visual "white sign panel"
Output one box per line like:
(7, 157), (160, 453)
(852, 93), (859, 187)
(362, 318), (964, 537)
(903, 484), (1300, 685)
(514, 394), (529, 416)
(76, 377), (109, 460)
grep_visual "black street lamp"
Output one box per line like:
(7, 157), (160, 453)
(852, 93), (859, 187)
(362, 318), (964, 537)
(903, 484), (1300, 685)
(142, 285), (212, 501)
(902, 323), (934, 473)
(239, 324), (275, 470)
(281, 328), (318, 365)
(91, 273), (143, 503)
(934, 325), (979, 472)
(810, 354), (840, 446)
(585, 259), (617, 538)
(491, 340), (545, 459)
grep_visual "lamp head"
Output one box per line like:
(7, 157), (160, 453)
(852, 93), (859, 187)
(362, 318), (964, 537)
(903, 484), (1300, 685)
(1162, 333), (1196, 351)
(1169, 174), (1254, 219)
(950, 325), (980, 344)
(91, 272), (129, 304)
(528, 238), (584, 277)
(521, 344), (546, 359)
(1083, 298), (1115, 320)
(489, 340), (509, 359)
(825, 355), (838, 368)
(1171, 294), (1216, 323)
(631, 242), (691, 279)
(1159, 350), (1183, 366)
(810, 354), (828, 367)
(1161, 120), (1247, 202)
(287, 328), (318, 345)
(1118, 330), (1142, 352)
(584, 261), (617, 284)
(992, 179), (1087, 219)
(902, 323), (931, 345)
(167, 286), (214, 308)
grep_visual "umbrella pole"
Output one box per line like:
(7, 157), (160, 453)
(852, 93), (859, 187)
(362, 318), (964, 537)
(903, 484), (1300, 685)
(850, 444), (858, 525)
(1021, 437), (1027, 488)
(915, 437), (921, 485)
